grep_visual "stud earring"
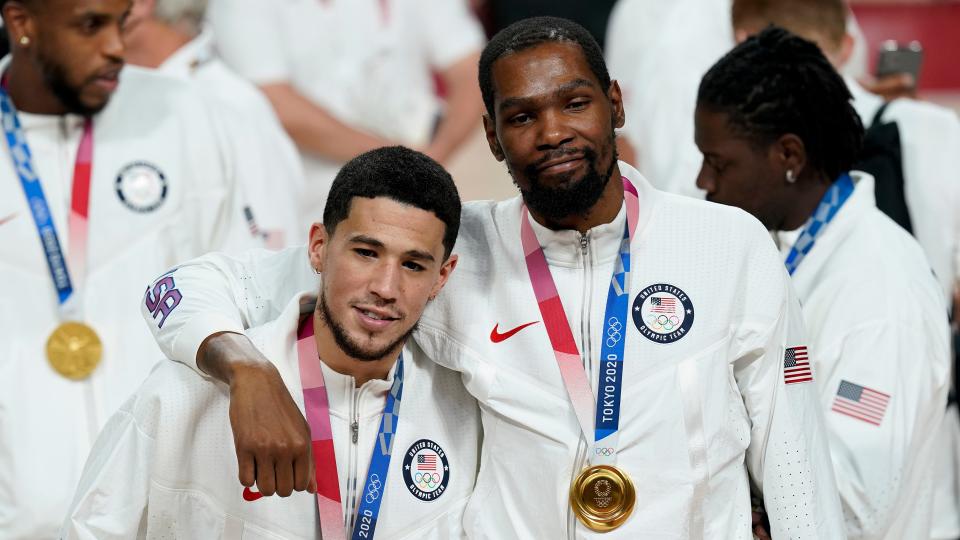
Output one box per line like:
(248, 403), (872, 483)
(785, 170), (796, 183)
(313, 267), (321, 275)
(18, 36), (30, 46)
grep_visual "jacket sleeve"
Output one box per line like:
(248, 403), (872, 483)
(140, 245), (315, 373)
(60, 398), (154, 540)
(817, 318), (950, 538)
(733, 257), (846, 538)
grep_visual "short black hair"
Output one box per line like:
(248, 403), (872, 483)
(322, 146), (461, 258)
(697, 26), (863, 183)
(479, 16), (611, 119)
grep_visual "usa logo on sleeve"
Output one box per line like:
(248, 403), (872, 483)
(632, 283), (694, 343)
(783, 346), (813, 384)
(402, 439), (449, 501)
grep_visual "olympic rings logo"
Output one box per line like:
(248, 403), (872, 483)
(594, 447), (615, 456)
(606, 317), (623, 347)
(364, 474), (382, 503)
(414, 471), (442, 490)
(645, 313), (681, 333)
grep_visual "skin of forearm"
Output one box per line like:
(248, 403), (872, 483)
(259, 83), (393, 163)
(425, 52), (483, 164)
(197, 331), (274, 386)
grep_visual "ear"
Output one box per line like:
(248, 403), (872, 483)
(3, 1), (37, 48)
(429, 253), (459, 300)
(307, 222), (329, 273)
(835, 33), (855, 69)
(608, 80), (626, 130)
(772, 133), (807, 183)
(482, 114), (505, 162)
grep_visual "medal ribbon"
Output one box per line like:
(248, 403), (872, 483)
(520, 178), (639, 466)
(784, 173), (855, 275)
(297, 317), (404, 540)
(0, 84), (93, 318)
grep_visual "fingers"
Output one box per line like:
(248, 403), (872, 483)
(294, 452), (311, 492)
(237, 450), (255, 488)
(275, 455), (295, 497)
(255, 452), (277, 496)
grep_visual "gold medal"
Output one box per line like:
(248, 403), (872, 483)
(569, 464), (636, 532)
(46, 322), (102, 380)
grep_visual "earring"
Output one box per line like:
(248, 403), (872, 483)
(18, 36), (30, 46)
(313, 267), (321, 275)
(785, 170), (796, 183)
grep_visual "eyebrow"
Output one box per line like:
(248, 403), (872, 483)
(349, 234), (436, 263)
(497, 78), (596, 114)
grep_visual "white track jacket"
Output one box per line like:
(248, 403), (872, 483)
(64, 292), (480, 539)
(141, 163), (846, 538)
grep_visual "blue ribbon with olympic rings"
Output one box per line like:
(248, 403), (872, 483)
(0, 86), (74, 304)
(592, 223), (631, 465)
(352, 358), (403, 539)
(784, 173), (855, 275)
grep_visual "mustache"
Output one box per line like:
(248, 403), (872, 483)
(525, 147), (597, 177)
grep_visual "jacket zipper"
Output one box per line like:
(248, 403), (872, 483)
(345, 383), (363, 533)
(567, 233), (594, 539)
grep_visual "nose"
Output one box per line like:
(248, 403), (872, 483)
(535, 109), (575, 150)
(102, 23), (125, 62)
(695, 161), (715, 194)
(368, 260), (401, 303)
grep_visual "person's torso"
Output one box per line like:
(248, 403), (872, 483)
(0, 65), (251, 538)
(414, 170), (789, 538)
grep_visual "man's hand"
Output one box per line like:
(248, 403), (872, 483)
(198, 332), (316, 497)
(859, 73), (917, 101)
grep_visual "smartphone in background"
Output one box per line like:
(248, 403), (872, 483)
(876, 40), (924, 82)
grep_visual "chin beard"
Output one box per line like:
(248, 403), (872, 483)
(318, 291), (415, 362)
(39, 58), (107, 116)
(514, 140), (618, 222)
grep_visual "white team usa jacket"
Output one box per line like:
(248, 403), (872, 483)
(140, 163), (846, 539)
(64, 292), (480, 539)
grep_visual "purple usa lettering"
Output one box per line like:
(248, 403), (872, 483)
(144, 276), (182, 328)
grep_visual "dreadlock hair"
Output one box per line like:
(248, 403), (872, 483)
(697, 26), (863, 183)
(479, 16), (611, 119)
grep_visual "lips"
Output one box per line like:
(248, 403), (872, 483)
(352, 305), (401, 331)
(537, 154), (585, 173)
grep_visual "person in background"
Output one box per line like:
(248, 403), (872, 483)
(122, 0), (304, 247)
(730, 4), (960, 537)
(62, 146), (479, 539)
(605, 0), (871, 198)
(207, 0), (484, 234)
(695, 26), (951, 540)
(0, 0), (267, 536)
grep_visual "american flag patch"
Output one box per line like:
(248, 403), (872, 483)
(417, 454), (437, 471)
(783, 346), (812, 384)
(831, 380), (890, 426)
(650, 296), (676, 314)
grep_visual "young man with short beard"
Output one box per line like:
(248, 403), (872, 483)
(63, 147), (479, 538)
(139, 17), (844, 538)
(0, 0), (267, 536)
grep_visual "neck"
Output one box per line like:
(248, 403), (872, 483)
(527, 163), (625, 234)
(779, 172), (832, 231)
(4, 54), (69, 115)
(312, 311), (400, 387)
(125, 21), (193, 69)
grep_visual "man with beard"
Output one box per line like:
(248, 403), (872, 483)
(138, 17), (844, 537)
(0, 0), (264, 536)
(63, 147), (480, 538)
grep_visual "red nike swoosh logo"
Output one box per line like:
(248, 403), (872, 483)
(242, 487), (263, 501)
(0, 213), (17, 227)
(490, 321), (539, 343)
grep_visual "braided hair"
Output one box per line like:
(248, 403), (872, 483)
(697, 26), (863, 183)
(479, 16), (611, 119)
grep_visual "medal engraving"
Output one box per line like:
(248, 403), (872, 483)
(46, 322), (102, 380)
(570, 465), (636, 532)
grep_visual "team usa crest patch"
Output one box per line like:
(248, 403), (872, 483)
(115, 161), (167, 213)
(402, 439), (449, 501)
(632, 283), (694, 343)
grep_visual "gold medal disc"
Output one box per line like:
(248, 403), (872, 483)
(569, 465), (636, 532)
(46, 322), (102, 380)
